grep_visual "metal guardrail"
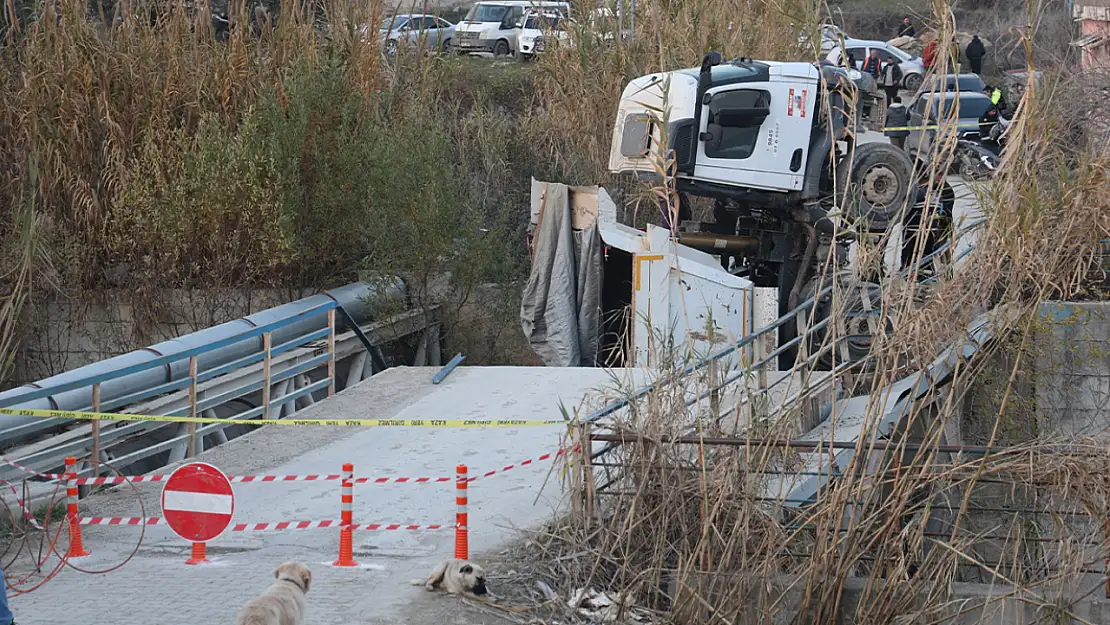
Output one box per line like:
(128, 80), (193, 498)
(0, 305), (442, 483)
(0, 302), (345, 480)
(587, 215), (988, 484)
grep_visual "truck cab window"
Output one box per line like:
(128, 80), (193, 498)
(704, 89), (771, 160)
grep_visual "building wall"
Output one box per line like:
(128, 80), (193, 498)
(1075, 2), (1110, 69)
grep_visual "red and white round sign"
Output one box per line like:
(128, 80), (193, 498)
(161, 462), (235, 543)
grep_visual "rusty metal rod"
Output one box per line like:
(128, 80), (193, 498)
(594, 489), (1097, 517)
(675, 232), (761, 254)
(587, 433), (1104, 456)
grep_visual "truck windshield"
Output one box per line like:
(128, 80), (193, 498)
(466, 4), (509, 22)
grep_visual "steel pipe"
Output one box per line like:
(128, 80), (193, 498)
(675, 232), (760, 254)
(0, 280), (404, 443)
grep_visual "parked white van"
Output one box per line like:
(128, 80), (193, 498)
(454, 0), (570, 56)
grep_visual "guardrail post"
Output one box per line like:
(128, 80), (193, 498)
(187, 355), (198, 457)
(333, 462), (358, 567)
(91, 383), (101, 477)
(327, 308), (336, 396)
(65, 456), (90, 558)
(455, 464), (469, 560)
(262, 332), (273, 419)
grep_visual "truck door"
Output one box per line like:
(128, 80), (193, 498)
(693, 82), (812, 192)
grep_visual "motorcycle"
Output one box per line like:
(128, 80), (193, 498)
(956, 139), (999, 181)
(957, 110), (1011, 181)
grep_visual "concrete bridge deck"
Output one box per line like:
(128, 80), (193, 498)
(8, 366), (649, 624)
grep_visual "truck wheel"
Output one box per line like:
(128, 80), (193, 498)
(494, 39), (510, 56)
(836, 141), (914, 233)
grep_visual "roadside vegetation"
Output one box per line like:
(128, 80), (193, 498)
(0, 0), (808, 381)
(2, 0), (1110, 621)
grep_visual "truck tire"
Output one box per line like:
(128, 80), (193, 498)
(836, 141), (914, 233)
(494, 39), (510, 56)
(903, 72), (922, 91)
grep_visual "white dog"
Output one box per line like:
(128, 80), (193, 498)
(418, 558), (489, 596)
(237, 561), (312, 625)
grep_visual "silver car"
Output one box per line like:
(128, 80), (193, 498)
(826, 39), (926, 91)
(379, 14), (456, 55)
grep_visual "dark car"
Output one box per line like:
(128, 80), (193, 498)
(905, 92), (996, 160)
(916, 73), (987, 97)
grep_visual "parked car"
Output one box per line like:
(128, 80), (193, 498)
(516, 11), (572, 59)
(826, 39), (925, 90)
(905, 91), (996, 161)
(797, 23), (847, 51)
(916, 73), (987, 97)
(377, 14), (456, 55)
(454, 0), (569, 56)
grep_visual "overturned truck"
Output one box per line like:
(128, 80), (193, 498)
(524, 54), (932, 372)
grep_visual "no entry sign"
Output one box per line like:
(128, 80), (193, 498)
(161, 462), (235, 543)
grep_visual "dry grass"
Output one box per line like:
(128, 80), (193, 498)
(532, 2), (1110, 624)
(1, 1), (1108, 620)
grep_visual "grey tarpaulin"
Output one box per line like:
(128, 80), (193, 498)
(520, 179), (603, 367)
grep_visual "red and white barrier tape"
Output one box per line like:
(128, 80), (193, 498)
(80, 517), (163, 526)
(51, 474), (452, 486)
(11, 445), (574, 487)
(468, 446), (571, 481)
(352, 476), (452, 484)
(79, 517), (447, 531)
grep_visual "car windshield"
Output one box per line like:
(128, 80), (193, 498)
(957, 76), (986, 91)
(380, 16), (407, 31)
(524, 14), (557, 28)
(465, 4), (509, 22)
(885, 45), (911, 62)
(928, 96), (993, 121)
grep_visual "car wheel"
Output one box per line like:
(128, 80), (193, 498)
(441, 38), (452, 54)
(385, 39), (398, 56)
(494, 39), (510, 56)
(903, 73), (922, 91)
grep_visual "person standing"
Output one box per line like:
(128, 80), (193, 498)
(984, 84), (1005, 110)
(965, 35), (986, 74)
(922, 40), (937, 71)
(903, 169), (954, 275)
(0, 566), (14, 625)
(880, 58), (903, 106)
(897, 17), (916, 38)
(861, 49), (882, 79)
(884, 96), (910, 150)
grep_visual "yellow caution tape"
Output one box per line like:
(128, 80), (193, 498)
(881, 125), (938, 131)
(0, 408), (569, 428)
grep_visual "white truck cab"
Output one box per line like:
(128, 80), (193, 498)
(610, 54), (914, 237)
(610, 60), (821, 196)
(454, 0), (570, 56)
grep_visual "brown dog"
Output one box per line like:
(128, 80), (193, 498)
(237, 561), (312, 625)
